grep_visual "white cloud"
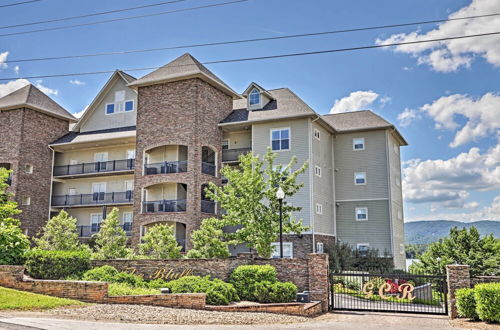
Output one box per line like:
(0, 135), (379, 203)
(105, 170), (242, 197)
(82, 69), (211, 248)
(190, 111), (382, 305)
(376, 0), (500, 72)
(397, 108), (420, 127)
(72, 105), (89, 119)
(0, 51), (8, 69)
(13, 65), (19, 74)
(330, 90), (379, 113)
(403, 144), (500, 212)
(0, 79), (58, 98)
(69, 79), (86, 86)
(34, 80), (58, 96)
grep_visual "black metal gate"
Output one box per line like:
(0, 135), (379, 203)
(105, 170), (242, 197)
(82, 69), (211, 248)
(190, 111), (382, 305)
(329, 271), (448, 315)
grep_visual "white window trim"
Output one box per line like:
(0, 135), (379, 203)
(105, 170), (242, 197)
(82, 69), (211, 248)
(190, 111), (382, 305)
(313, 128), (321, 141)
(122, 212), (133, 224)
(92, 182), (107, 194)
(271, 242), (293, 258)
(25, 164), (33, 174)
(400, 243), (405, 255)
(355, 207), (368, 221)
(124, 99), (135, 112)
(90, 213), (103, 232)
(354, 172), (367, 185)
(357, 243), (370, 250)
(222, 139), (230, 150)
(127, 149), (136, 159)
(22, 197), (31, 205)
(270, 127), (291, 152)
(316, 242), (324, 253)
(248, 88), (261, 107)
(353, 137), (365, 151)
(314, 165), (322, 177)
(105, 102), (115, 115)
(315, 203), (323, 215)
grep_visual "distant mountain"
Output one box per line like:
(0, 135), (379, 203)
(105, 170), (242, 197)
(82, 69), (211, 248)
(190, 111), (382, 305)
(405, 220), (500, 245)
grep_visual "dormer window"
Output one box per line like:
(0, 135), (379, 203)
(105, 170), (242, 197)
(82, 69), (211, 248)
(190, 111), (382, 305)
(249, 88), (260, 106)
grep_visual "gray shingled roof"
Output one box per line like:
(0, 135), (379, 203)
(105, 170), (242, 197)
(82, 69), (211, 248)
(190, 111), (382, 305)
(118, 71), (137, 84)
(222, 88), (315, 124)
(51, 126), (136, 145)
(322, 110), (392, 132)
(0, 84), (76, 122)
(128, 53), (240, 98)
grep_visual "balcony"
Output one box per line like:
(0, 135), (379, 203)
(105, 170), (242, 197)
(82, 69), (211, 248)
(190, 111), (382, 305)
(51, 191), (134, 207)
(222, 148), (251, 163)
(77, 224), (132, 237)
(201, 162), (216, 176)
(142, 199), (186, 213)
(144, 160), (187, 175)
(53, 159), (135, 178)
(201, 200), (216, 214)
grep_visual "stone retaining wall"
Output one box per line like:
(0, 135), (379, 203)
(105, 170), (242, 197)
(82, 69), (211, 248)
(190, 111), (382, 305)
(471, 276), (500, 286)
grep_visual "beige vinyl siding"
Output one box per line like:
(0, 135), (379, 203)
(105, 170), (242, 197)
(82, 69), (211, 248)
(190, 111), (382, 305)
(54, 144), (136, 166)
(145, 183), (185, 201)
(223, 131), (251, 149)
(52, 174), (134, 195)
(146, 145), (182, 163)
(336, 200), (392, 255)
(251, 119), (311, 228)
(334, 130), (389, 200)
(312, 121), (334, 235)
(80, 78), (137, 132)
(68, 206), (133, 227)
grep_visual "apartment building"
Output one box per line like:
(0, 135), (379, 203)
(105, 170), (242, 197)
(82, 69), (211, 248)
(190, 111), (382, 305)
(0, 53), (407, 269)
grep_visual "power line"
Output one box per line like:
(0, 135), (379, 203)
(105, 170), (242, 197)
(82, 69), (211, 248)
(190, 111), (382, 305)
(0, 0), (186, 30)
(4, 11), (500, 64)
(1, 31), (499, 81)
(0, 0), (40, 8)
(0, 0), (248, 37)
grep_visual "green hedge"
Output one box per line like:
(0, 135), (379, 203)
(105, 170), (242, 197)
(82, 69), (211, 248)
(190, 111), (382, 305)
(166, 275), (239, 305)
(456, 288), (478, 320)
(82, 266), (146, 287)
(474, 283), (500, 322)
(24, 249), (91, 280)
(254, 281), (298, 303)
(229, 265), (277, 301)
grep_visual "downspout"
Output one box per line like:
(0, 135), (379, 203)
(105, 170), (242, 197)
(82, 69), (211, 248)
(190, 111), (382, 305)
(309, 116), (320, 252)
(48, 145), (55, 220)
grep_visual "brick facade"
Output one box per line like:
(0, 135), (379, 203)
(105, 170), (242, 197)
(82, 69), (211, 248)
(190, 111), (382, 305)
(0, 108), (69, 236)
(132, 78), (233, 248)
(283, 233), (335, 259)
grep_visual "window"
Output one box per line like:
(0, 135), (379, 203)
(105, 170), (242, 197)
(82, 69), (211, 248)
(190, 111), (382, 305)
(314, 128), (320, 140)
(22, 197), (30, 205)
(316, 242), (324, 253)
(355, 207), (368, 221)
(222, 139), (229, 150)
(353, 138), (365, 150)
(249, 88), (260, 106)
(354, 172), (366, 185)
(115, 90), (125, 102)
(271, 242), (293, 258)
(127, 150), (136, 159)
(400, 243), (405, 255)
(25, 164), (33, 174)
(357, 243), (370, 256)
(69, 159), (78, 165)
(125, 100), (134, 112)
(106, 103), (115, 114)
(315, 203), (323, 215)
(314, 165), (322, 177)
(123, 212), (133, 231)
(91, 213), (103, 233)
(271, 128), (290, 151)
(68, 188), (77, 195)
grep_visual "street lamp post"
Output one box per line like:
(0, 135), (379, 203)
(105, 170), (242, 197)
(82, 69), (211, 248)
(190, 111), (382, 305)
(276, 187), (285, 258)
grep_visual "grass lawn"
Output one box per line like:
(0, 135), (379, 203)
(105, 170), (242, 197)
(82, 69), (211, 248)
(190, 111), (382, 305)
(0, 286), (86, 310)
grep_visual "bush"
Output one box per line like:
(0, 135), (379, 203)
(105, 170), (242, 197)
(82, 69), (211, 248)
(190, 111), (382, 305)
(0, 221), (30, 265)
(25, 249), (91, 280)
(166, 275), (239, 305)
(474, 283), (500, 322)
(254, 281), (297, 303)
(229, 265), (277, 300)
(108, 283), (159, 296)
(456, 288), (478, 320)
(82, 266), (146, 287)
(147, 278), (169, 289)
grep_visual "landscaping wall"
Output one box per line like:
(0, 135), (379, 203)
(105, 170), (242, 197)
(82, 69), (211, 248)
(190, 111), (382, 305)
(471, 276), (500, 286)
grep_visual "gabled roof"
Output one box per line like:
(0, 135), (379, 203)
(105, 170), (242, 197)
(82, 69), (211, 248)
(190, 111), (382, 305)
(51, 125), (136, 145)
(0, 84), (76, 122)
(128, 53), (241, 99)
(322, 110), (408, 145)
(72, 70), (136, 132)
(242, 82), (274, 99)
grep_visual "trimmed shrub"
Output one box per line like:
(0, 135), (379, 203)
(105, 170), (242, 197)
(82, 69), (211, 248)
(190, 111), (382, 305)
(229, 265), (277, 300)
(147, 278), (169, 289)
(254, 281), (297, 303)
(456, 288), (478, 320)
(24, 249), (91, 280)
(82, 266), (146, 287)
(166, 275), (239, 305)
(474, 283), (500, 322)
(108, 283), (159, 296)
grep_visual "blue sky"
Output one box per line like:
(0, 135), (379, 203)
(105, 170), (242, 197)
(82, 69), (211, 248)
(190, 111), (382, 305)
(0, 0), (498, 222)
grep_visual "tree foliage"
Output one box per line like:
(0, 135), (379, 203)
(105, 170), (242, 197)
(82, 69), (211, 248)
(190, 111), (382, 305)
(138, 223), (182, 259)
(187, 217), (231, 259)
(410, 226), (500, 276)
(34, 210), (83, 251)
(93, 208), (130, 259)
(0, 168), (30, 265)
(205, 148), (308, 258)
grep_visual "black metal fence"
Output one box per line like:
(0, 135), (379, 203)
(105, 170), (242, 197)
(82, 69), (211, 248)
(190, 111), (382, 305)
(77, 224), (132, 237)
(201, 162), (216, 176)
(330, 270), (448, 315)
(54, 159), (135, 177)
(142, 199), (187, 213)
(144, 160), (187, 175)
(52, 191), (134, 207)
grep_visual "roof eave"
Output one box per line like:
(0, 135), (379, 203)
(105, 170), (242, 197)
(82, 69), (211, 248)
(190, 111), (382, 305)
(49, 132), (137, 148)
(219, 113), (315, 127)
(0, 104), (76, 122)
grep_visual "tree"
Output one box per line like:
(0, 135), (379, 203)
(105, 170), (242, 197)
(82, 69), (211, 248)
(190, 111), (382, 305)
(138, 223), (182, 259)
(34, 210), (83, 251)
(0, 168), (30, 265)
(187, 217), (231, 259)
(411, 226), (500, 276)
(93, 208), (131, 259)
(327, 241), (394, 273)
(205, 148), (308, 258)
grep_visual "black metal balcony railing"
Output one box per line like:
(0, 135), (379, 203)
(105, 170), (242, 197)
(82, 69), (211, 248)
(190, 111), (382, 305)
(201, 162), (216, 176)
(51, 191), (134, 207)
(144, 160), (187, 175)
(77, 224), (132, 237)
(222, 148), (251, 162)
(142, 199), (187, 213)
(53, 159), (135, 177)
(201, 200), (215, 213)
